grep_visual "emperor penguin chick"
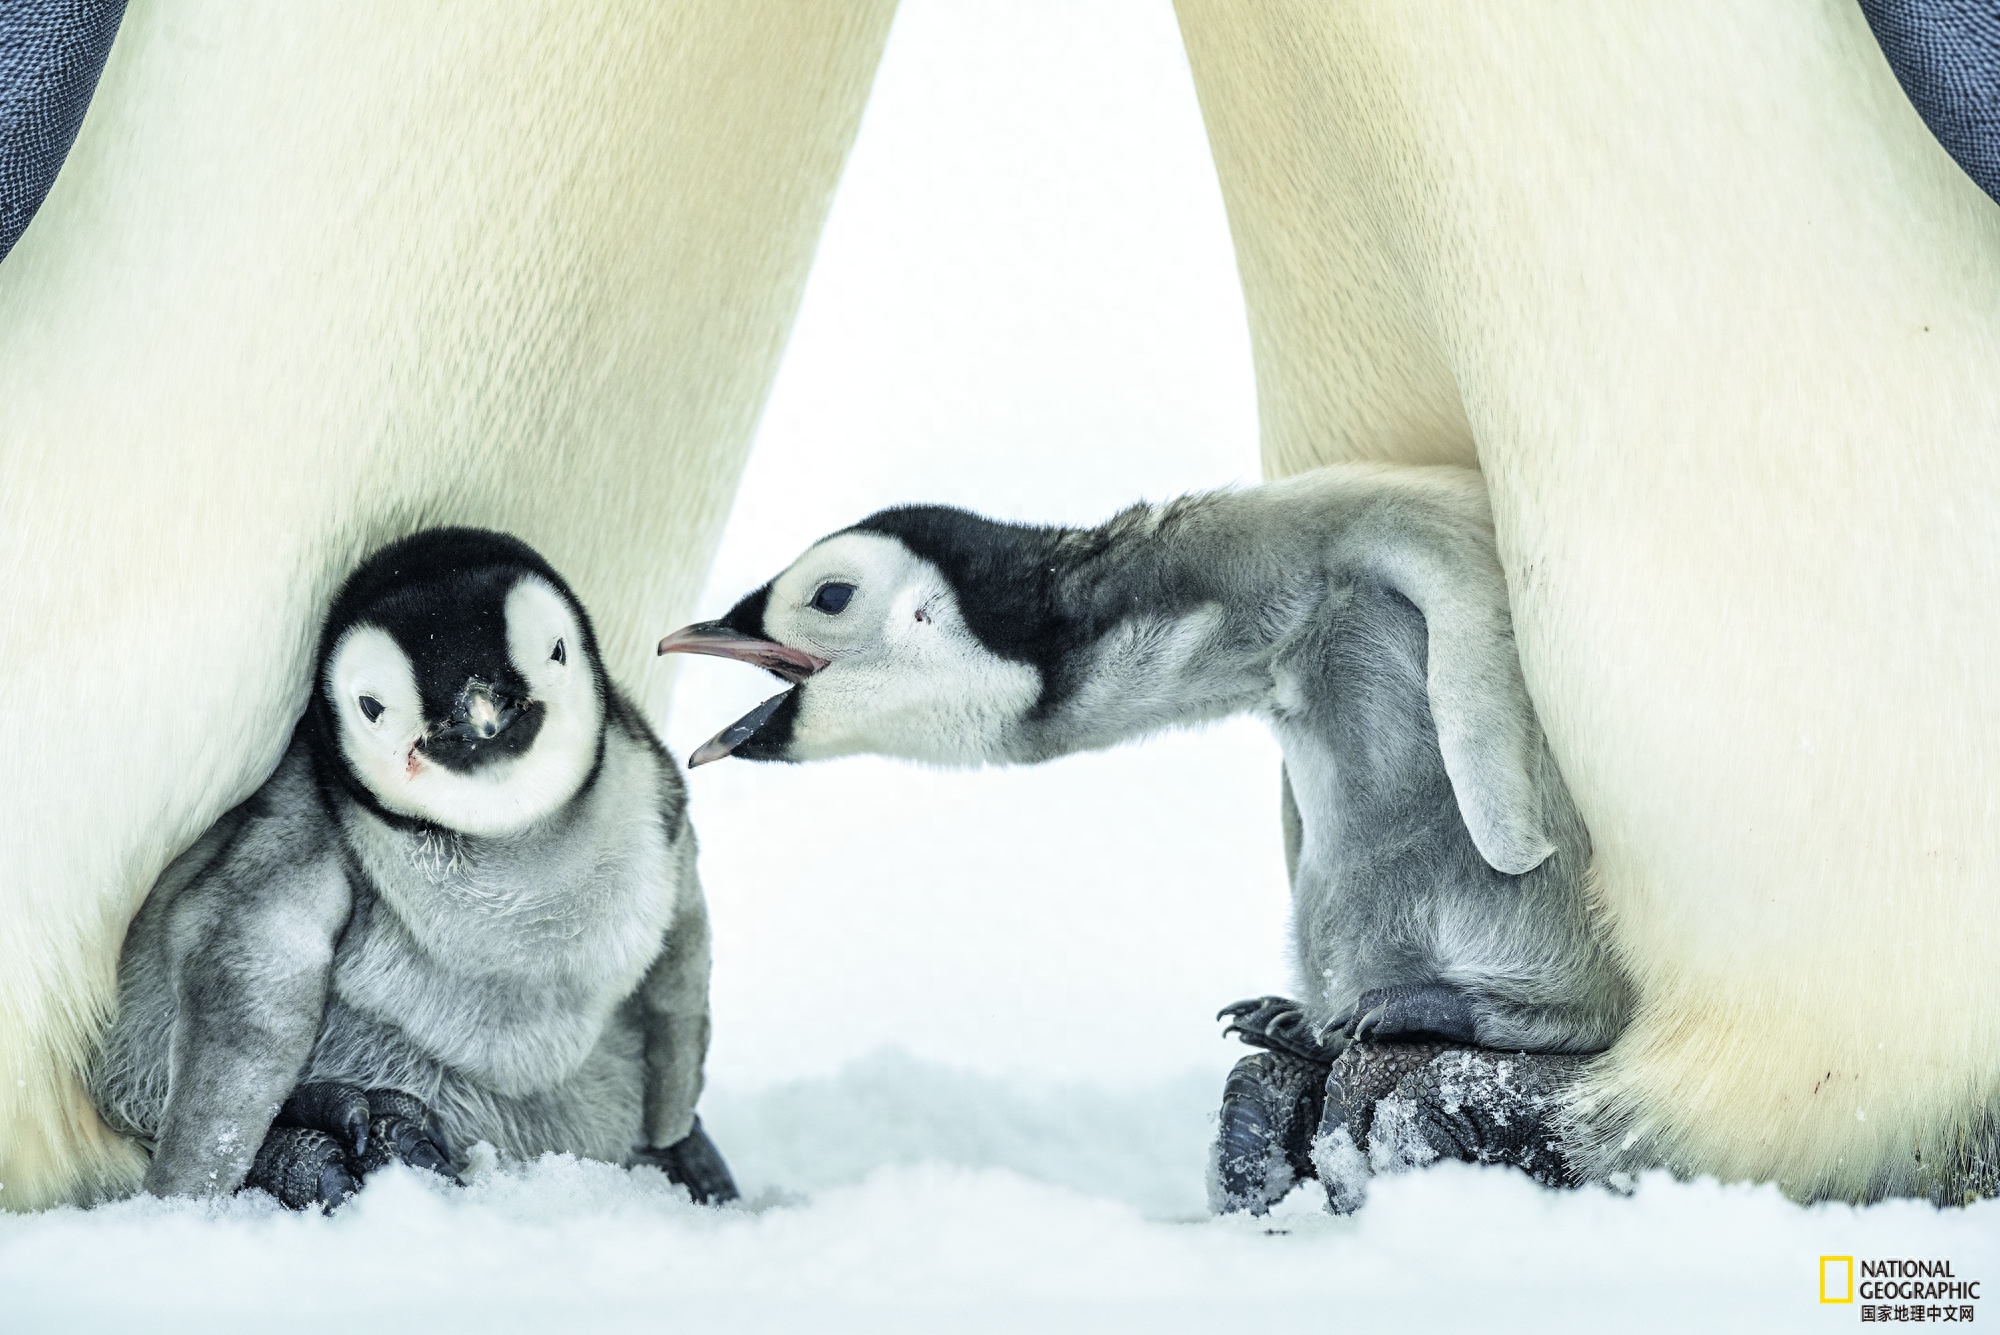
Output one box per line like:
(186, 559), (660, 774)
(664, 466), (1631, 1202)
(89, 528), (737, 1209)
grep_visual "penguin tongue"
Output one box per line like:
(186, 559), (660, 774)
(688, 691), (790, 768)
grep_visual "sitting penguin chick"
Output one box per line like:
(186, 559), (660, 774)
(88, 528), (738, 1210)
(661, 464), (1630, 1211)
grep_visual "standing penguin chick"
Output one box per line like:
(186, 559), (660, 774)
(88, 529), (737, 1209)
(662, 465), (1630, 1205)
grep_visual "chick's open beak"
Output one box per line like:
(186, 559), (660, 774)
(686, 691), (790, 768)
(660, 620), (821, 769)
(657, 621), (827, 685)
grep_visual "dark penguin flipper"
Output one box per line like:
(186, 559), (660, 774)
(0, 0), (128, 262)
(1327, 983), (1480, 1045)
(1209, 1049), (1330, 1215)
(1216, 995), (1346, 1065)
(245, 1082), (459, 1210)
(630, 1115), (740, 1205)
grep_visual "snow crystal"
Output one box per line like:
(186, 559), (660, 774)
(1365, 1095), (1445, 1176)
(1309, 1124), (1370, 1215)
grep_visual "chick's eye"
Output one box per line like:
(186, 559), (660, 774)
(551, 637), (566, 665)
(811, 582), (856, 615)
(358, 695), (385, 723)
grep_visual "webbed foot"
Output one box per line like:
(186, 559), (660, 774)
(245, 1126), (356, 1211)
(1209, 1050), (1328, 1215)
(629, 1115), (739, 1205)
(350, 1087), (456, 1179)
(1217, 995), (1345, 1064)
(245, 1082), (458, 1210)
(1328, 983), (1479, 1045)
(1314, 1042), (1587, 1214)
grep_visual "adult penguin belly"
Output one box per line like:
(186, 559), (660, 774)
(1176, 1), (2000, 1201)
(0, 1), (893, 1209)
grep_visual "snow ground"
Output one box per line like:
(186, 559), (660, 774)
(6, 2), (1995, 1330)
(6, 1056), (1995, 1333)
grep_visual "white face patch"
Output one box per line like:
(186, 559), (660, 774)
(324, 576), (604, 836)
(760, 532), (1039, 765)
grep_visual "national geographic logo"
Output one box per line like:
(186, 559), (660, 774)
(1821, 1256), (1981, 1323)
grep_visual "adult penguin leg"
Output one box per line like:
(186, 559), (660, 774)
(1176, 0), (2000, 1201)
(0, 1), (896, 1210)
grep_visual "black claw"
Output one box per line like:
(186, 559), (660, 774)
(1217, 996), (1282, 1023)
(1214, 1066), (1283, 1215)
(249, 1082), (461, 1210)
(1216, 995), (1295, 1028)
(631, 1116), (740, 1205)
(1209, 1051), (1329, 1216)
(1217, 995), (1345, 1065)
(355, 1089), (460, 1183)
(246, 1126), (354, 1211)
(403, 1138), (446, 1174)
(277, 1082), (374, 1161)
(318, 1162), (357, 1209)
(1343, 984), (1479, 1045)
(361, 1087), (429, 1126)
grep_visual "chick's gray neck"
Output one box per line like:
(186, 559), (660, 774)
(864, 494), (1326, 760)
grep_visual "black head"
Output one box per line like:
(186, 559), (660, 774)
(312, 528), (608, 835)
(658, 506), (1068, 767)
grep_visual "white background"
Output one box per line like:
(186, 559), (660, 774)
(668, 0), (1294, 1094)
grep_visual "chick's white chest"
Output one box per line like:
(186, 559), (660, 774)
(332, 740), (683, 1095)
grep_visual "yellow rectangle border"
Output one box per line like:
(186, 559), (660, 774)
(1820, 1256), (1855, 1304)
